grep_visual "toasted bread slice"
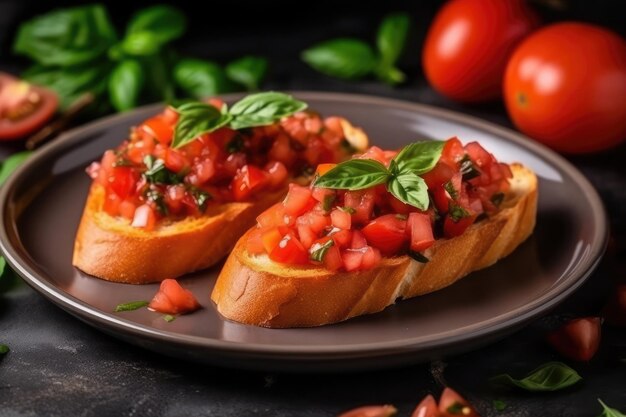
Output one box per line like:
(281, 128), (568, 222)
(72, 184), (286, 283)
(211, 164), (538, 328)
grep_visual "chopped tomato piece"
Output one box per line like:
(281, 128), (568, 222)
(269, 234), (309, 265)
(465, 141), (495, 169)
(265, 161), (289, 188)
(411, 395), (438, 417)
(361, 246), (382, 270)
(330, 229), (352, 247)
(246, 228), (266, 254)
(262, 227), (284, 254)
(119, 199), (136, 220)
(141, 115), (173, 145)
(283, 184), (314, 216)
(342, 249), (364, 272)
(443, 212), (476, 238)
(407, 213), (435, 252)
(440, 136), (464, 166)
(315, 163), (337, 176)
(362, 214), (407, 256)
(109, 166), (137, 199)
(131, 204), (157, 230)
(422, 161), (455, 189)
(344, 189), (376, 224)
(232, 164), (267, 201)
(547, 317), (602, 361)
(351, 230), (368, 249)
(438, 388), (480, 417)
(331, 208), (351, 230)
(359, 146), (387, 164)
(297, 224), (317, 248)
(323, 245), (343, 271)
(148, 278), (201, 314)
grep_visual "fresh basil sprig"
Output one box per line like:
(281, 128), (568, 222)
(597, 399), (626, 417)
(0, 344), (9, 355)
(226, 56), (269, 91)
(172, 92), (307, 148)
(489, 362), (582, 392)
(301, 12), (410, 85)
(314, 140), (444, 210)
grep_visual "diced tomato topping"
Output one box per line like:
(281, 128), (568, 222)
(269, 233), (309, 265)
(359, 146), (387, 164)
(422, 161), (455, 189)
(119, 199), (136, 220)
(141, 115), (173, 145)
(331, 208), (352, 230)
(148, 278), (201, 314)
(362, 214), (407, 256)
(265, 161), (288, 188)
(344, 189), (376, 224)
(315, 163), (337, 176)
(283, 184), (314, 216)
(131, 204), (157, 230)
(322, 245), (343, 271)
(342, 249), (364, 272)
(246, 228), (266, 254)
(407, 213), (435, 252)
(262, 227), (283, 253)
(465, 141), (495, 169)
(232, 164), (267, 201)
(361, 246), (382, 270)
(351, 230), (368, 249)
(440, 136), (464, 166)
(330, 229), (352, 247)
(443, 212), (477, 238)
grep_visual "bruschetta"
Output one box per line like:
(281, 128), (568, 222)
(211, 137), (538, 327)
(72, 92), (368, 283)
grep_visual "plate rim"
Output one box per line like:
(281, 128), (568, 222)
(0, 91), (608, 358)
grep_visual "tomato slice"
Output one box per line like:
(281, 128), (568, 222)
(362, 214), (407, 256)
(546, 317), (602, 361)
(439, 388), (480, 417)
(0, 73), (58, 141)
(337, 405), (398, 417)
(411, 395), (438, 417)
(148, 278), (201, 314)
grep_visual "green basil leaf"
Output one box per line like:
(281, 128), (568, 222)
(301, 38), (377, 80)
(174, 59), (231, 99)
(13, 4), (116, 66)
(125, 5), (186, 44)
(387, 172), (429, 210)
(597, 399), (626, 417)
(492, 400), (506, 412)
(114, 300), (149, 312)
(393, 140), (445, 175)
(121, 31), (161, 56)
(225, 56), (268, 91)
(0, 344), (9, 355)
(142, 50), (175, 102)
(376, 12), (410, 84)
(0, 257), (6, 280)
(314, 159), (389, 190)
(173, 102), (232, 148)
(229, 92), (307, 129)
(108, 60), (144, 111)
(310, 239), (334, 262)
(163, 314), (176, 322)
(188, 187), (212, 213)
(490, 362), (582, 392)
(0, 151), (31, 186)
(23, 64), (110, 111)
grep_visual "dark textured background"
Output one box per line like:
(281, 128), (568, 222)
(1, 1), (625, 416)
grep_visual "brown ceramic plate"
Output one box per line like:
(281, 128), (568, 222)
(0, 92), (607, 372)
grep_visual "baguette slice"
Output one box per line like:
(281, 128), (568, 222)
(72, 183), (287, 283)
(211, 164), (538, 328)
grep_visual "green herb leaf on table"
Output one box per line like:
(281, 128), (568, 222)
(226, 56), (268, 91)
(314, 159), (390, 190)
(108, 60), (144, 111)
(228, 92), (308, 129)
(173, 59), (232, 99)
(163, 314), (176, 323)
(597, 399), (626, 417)
(0, 344), (9, 355)
(393, 140), (445, 175)
(493, 400), (507, 412)
(172, 102), (232, 148)
(490, 362), (582, 392)
(115, 301), (149, 312)
(301, 38), (377, 80)
(125, 5), (187, 45)
(13, 4), (117, 67)
(376, 12), (410, 84)
(387, 172), (429, 210)
(0, 151), (32, 185)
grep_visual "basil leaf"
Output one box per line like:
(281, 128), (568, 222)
(142, 51), (175, 103)
(174, 59), (231, 99)
(125, 5), (186, 45)
(0, 151), (31, 185)
(387, 172), (429, 210)
(229, 92), (307, 130)
(173, 102), (232, 148)
(0, 344), (9, 355)
(376, 12), (410, 84)
(163, 314), (176, 322)
(226, 56), (268, 91)
(493, 400), (506, 412)
(108, 60), (144, 112)
(597, 399), (626, 417)
(0, 257), (5, 278)
(449, 205), (470, 222)
(393, 140), (445, 175)
(114, 300), (149, 312)
(310, 240), (335, 262)
(23, 64), (110, 111)
(13, 4), (116, 66)
(314, 159), (389, 190)
(188, 187), (212, 213)
(490, 362), (582, 392)
(301, 38), (377, 80)
(121, 31), (161, 56)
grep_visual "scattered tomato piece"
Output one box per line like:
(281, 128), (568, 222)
(546, 317), (602, 361)
(337, 405), (397, 417)
(148, 279), (201, 314)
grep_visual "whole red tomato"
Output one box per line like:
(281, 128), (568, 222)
(422, 0), (540, 102)
(504, 23), (626, 153)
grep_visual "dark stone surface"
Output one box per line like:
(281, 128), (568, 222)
(1, 2), (625, 416)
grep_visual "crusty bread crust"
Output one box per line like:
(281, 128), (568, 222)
(72, 184), (286, 283)
(211, 164), (538, 328)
